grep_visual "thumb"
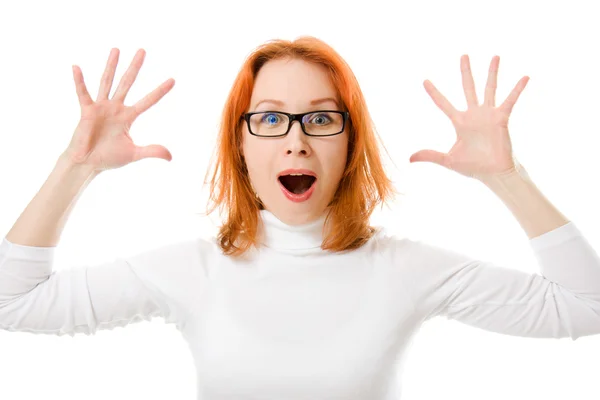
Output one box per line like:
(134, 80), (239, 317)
(409, 149), (449, 167)
(134, 144), (172, 162)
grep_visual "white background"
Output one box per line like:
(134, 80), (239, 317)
(1, 0), (599, 399)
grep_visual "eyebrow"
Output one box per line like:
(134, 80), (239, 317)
(253, 97), (340, 109)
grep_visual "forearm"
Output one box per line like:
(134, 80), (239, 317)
(5, 152), (99, 247)
(478, 162), (570, 239)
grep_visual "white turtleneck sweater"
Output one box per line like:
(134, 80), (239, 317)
(2, 210), (600, 399)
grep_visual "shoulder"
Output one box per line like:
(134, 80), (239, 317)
(122, 234), (224, 281)
(367, 226), (473, 271)
(126, 234), (219, 260)
(366, 226), (426, 260)
(366, 226), (480, 319)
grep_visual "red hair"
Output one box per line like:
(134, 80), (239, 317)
(204, 36), (396, 257)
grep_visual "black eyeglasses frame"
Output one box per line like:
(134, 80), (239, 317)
(241, 110), (350, 138)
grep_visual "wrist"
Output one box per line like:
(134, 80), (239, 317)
(478, 160), (530, 189)
(56, 151), (100, 181)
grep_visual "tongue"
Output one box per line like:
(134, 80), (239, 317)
(280, 175), (315, 194)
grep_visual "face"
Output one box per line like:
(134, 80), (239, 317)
(241, 58), (349, 226)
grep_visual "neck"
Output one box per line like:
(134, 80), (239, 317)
(258, 209), (329, 252)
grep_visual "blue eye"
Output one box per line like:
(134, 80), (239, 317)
(261, 113), (281, 125)
(309, 113), (332, 125)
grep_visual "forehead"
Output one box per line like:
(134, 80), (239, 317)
(250, 58), (340, 110)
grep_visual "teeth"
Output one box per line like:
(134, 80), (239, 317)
(289, 173), (303, 176)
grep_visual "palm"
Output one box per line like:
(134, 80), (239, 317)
(410, 55), (529, 180)
(443, 107), (514, 178)
(70, 104), (137, 170)
(65, 48), (175, 171)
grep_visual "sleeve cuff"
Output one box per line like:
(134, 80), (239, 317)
(529, 221), (582, 253)
(1, 237), (57, 262)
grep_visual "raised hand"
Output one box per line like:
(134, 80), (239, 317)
(410, 55), (530, 180)
(63, 48), (175, 172)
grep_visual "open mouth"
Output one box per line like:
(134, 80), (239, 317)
(278, 174), (317, 195)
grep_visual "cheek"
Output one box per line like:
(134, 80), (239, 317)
(242, 135), (271, 187)
(328, 136), (349, 179)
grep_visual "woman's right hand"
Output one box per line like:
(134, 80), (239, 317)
(63, 48), (175, 172)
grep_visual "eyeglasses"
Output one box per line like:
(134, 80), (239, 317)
(241, 110), (350, 137)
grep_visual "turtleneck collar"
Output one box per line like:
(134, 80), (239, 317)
(258, 209), (328, 252)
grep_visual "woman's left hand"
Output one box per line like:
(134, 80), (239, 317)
(410, 55), (530, 180)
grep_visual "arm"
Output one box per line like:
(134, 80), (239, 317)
(0, 235), (208, 336)
(0, 47), (189, 336)
(400, 55), (600, 340)
(1, 154), (209, 335)
(387, 164), (600, 340)
(388, 220), (600, 341)
(478, 162), (570, 239)
(5, 152), (98, 247)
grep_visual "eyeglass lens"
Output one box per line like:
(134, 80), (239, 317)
(248, 111), (344, 136)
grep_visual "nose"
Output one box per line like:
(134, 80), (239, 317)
(285, 120), (311, 157)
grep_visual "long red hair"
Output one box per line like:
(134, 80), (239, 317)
(204, 36), (396, 257)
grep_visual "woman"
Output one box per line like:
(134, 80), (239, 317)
(1, 37), (599, 399)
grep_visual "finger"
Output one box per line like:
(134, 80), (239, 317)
(112, 49), (146, 103)
(484, 55), (500, 107)
(96, 48), (120, 102)
(461, 55), (479, 109)
(131, 78), (176, 118)
(133, 144), (172, 162)
(423, 80), (459, 120)
(72, 65), (94, 108)
(499, 76), (530, 115)
(409, 149), (450, 168)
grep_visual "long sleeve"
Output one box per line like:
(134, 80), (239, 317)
(390, 221), (600, 341)
(0, 236), (210, 337)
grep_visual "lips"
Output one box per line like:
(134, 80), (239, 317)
(277, 169), (317, 202)
(277, 169), (317, 179)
